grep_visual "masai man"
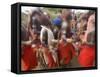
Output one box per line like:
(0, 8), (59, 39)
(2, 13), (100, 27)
(57, 9), (76, 67)
(78, 13), (95, 67)
(40, 15), (58, 68)
(21, 8), (43, 71)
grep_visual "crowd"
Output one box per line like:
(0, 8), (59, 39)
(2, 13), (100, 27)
(21, 7), (95, 71)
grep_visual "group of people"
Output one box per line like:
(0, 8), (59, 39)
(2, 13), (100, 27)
(21, 7), (95, 71)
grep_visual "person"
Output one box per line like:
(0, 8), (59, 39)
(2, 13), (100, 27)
(70, 15), (77, 36)
(52, 17), (62, 39)
(56, 9), (77, 67)
(84, 13), (95, 42)
(21, 24), (31, 71)
(40, 16), (58, 68)
(21, 8), (44, 71)
(21, 24), (38, 71)
(53, 9), (72, 40)
(78, 13), (95, 67)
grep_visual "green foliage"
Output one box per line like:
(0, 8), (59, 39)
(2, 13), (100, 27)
(44, 8), (61, 20)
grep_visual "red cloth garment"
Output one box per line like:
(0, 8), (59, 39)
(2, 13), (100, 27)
(21, 45), (38, 71)
(43, 47), (57, 68)
(46, 52), (57, 68)
(78, 45), (95, 67)
(21, 59), (28, 71)
(58, 42), (76, 65)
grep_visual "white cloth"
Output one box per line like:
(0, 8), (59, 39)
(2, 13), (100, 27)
(61, 21), (68, 29)
(84, 14), (95, 42)
(40, 25), (54, 46)
(40, 25), (57, 64)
